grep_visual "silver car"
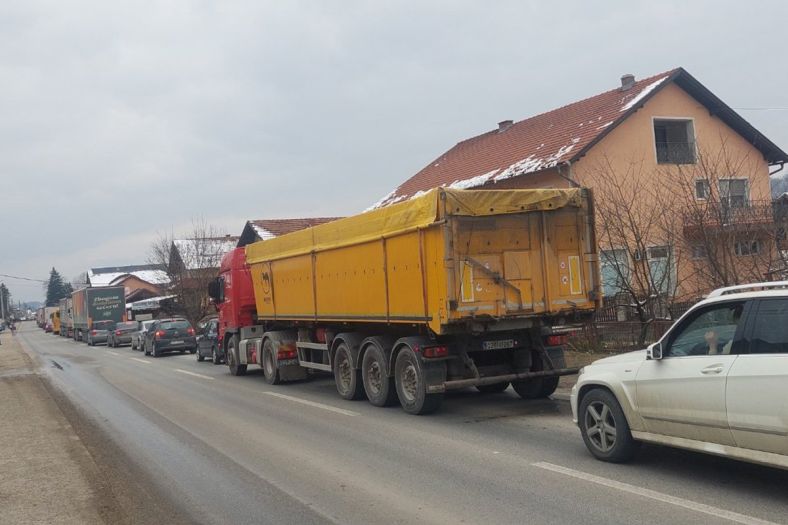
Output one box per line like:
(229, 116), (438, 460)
(131, 320), (156, 351)
(86, 320), (116, 346)
(572, 281), (788, 470)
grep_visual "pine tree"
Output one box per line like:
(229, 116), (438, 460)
(45, 267), (68, 307)
(0, 283), (10, 319)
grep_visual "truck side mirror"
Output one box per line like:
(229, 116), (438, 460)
(647, 342), (663, 360)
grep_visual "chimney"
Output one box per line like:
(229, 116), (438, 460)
(620, 73), (635, 91)
(498, 120), (514, 132)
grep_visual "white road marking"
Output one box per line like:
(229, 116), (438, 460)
(108, 351), (120, 356)
(129, 358), (151, 365)
(174, 369), (214, 381)
(263, 391), (360, 417)
(532, 462), (778, 525)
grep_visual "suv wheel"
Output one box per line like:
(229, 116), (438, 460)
(579, 388), (638, 462)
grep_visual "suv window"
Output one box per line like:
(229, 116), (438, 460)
(748, 299), (788, 354)
(666, 301), (745, 357)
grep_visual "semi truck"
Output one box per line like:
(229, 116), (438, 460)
(209, 188), (600, 414)
(44, 306), (59, 331)
(71, 286), (126, 342)
(58, 297), (74, 337)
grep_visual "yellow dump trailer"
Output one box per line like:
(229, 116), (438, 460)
(240, 188), (599, 414)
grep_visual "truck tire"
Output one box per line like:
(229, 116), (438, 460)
(262, 339), (280, 385)
(394, 346), (443, 415)
(579, 388), (638, 462)
(476, 382), (510, 394)
(512, 376), (559, 399)
(362, 344), (398, 407)
(333, 342), (364, 400)
(227, 336), (247, 376)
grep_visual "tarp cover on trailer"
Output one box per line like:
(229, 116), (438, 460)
(245, 188), (584, 263)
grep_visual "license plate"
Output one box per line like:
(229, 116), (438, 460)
(482, 339), (515, 350)
(170, 340), (183, 345)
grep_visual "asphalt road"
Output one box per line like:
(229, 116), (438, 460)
(18, 323), (788, 525)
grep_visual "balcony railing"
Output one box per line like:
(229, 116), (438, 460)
(656, 141), (696, 164)
(682, 200), (779, 236)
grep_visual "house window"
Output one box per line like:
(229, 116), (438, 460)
(734, 240), (760, 256)
(719, 179), (748, 208)
(648, 246), (670, 259)
(600, 249), (629, 297)
(695, 179), (710, 200)
(691, 245), (708, 259)
(654, 119), (696, 164)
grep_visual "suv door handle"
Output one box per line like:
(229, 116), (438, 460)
(701, 364), (725, 375)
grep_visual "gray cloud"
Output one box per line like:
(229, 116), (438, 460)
(2, 0), (786, 301)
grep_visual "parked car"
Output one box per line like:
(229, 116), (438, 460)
(107, 321), (140, 348)
(86, 320), (117, 346)
(195, 317), (223, 364)
(142, 318), (197, 357)
(572, 281), (788, 470)
(131, 320), (156, 351)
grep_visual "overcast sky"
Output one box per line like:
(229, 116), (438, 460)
(2, 0), (786, 302)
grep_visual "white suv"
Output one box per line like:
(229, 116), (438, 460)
(571, 282), (788, 469)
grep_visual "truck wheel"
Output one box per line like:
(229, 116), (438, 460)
(262, 339), (280, 385)
(476, 382), (510, 394)
(579, 388), (638, 462)
(227, 336), (247, 376)
(333, 342), (364, 400)
(394, 347), (443, 415)
(512, 377), (559, 399)
(362, 345), (398, 407)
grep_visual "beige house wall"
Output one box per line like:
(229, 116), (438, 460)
(478, 82), (774, 299)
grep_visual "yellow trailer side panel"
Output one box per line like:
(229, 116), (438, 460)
(246, 188), (598, 335)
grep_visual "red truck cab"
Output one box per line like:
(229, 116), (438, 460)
(211, 247), (256, 353)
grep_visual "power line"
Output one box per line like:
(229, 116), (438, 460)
(0, 273), (48, 283)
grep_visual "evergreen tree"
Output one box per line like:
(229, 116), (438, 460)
(45, 267), (68, 306)
(0, 283), (10, 319)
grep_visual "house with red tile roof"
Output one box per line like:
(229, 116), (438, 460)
(372, 67), (788, 299)
(237, 217), (343, 247)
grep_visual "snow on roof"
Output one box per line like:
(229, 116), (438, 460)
(371, 69), (680, 208)
(88, 265), (169, 287)
(620, 76), (669, 112)
(172, 237), (239, 270)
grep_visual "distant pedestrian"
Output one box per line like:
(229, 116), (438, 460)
(10, 322), (16, 336)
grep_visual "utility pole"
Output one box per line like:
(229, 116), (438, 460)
(0, 282), (5, 321)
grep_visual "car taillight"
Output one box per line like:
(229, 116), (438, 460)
(422, 346), (449, 358)
(155, 330), (165, 339)
(187, 327), (195, 336)
(545, 334), (568, 346)
(277, 348), (297, 360)
(91, 330), (97, 336)
(115, 330), (121, 336)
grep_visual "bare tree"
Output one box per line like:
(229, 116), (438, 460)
(148, 218), (235, 324)
(665, 143), (781, 294)
(590, 156), (687, 345)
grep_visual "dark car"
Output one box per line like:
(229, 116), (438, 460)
(143, 318), (197, 357)
(86, 320), (117, 346)
(196, 317), (223, 364)
(107, 321), (140, 348)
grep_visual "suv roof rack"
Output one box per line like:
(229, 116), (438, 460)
(707, 280), (788, 298)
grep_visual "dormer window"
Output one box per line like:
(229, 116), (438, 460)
(654, 119), (696, 164)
